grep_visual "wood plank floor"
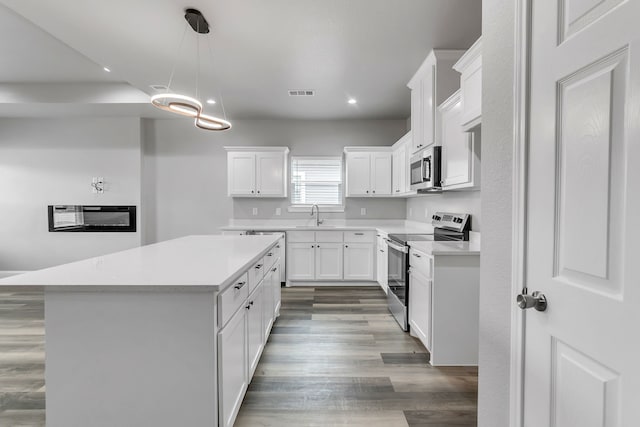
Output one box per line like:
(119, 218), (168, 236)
(0, 287), (477, 426)
(235, 287), (477, 426)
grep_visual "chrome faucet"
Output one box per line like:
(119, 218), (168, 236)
(310, 204), (323, 226)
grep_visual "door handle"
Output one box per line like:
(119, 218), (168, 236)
(234, 281), (246, 290)
(516, 291), (547, 312)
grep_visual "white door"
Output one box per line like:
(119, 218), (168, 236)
(370, 152), (392, 195)
(255, 152), (284, 196)
(287, 243), (315, 281)
(315, 243), (343, 280)
(523, 1), (640, 425)
(227, 152), (256, 196)
(343, 243), (374, 281)
(345, 152), (371, 196)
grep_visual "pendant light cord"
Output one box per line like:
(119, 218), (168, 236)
(165, 24), (189, 92)
(206, 36), (228, 121)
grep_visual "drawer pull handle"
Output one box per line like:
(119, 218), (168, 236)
(272, 268), (277, 272)
(246, 304), (251, 310)
(412, 253), (421, 258)
(355, 232), (364, 236)
(234, 281), (246, 290)
(267, 252), (273, 256)
(379, 249), (384, 253)
(255, 264), (263, 269)
(276, 245), (280, 248)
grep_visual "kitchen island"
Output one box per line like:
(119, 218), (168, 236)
(0, 234), (284, 427)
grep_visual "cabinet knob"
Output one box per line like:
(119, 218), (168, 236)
(257, 190), (261, 193)
(311, 245), (315, 248)
(372, 190), (376, 194)
(317, 245), (320, 248)
(251, 190), (255, 194)
(345, 245), (349, 248)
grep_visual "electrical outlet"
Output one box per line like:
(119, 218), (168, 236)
(91, 177), (104, 194)
(275, 208), (281, 216)
(252, 208), (258, 216)
(360, 208), (366, 216)
(409, 207), (413, 217)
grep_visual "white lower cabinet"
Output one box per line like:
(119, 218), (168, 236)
(408, 269), (432, 351)
(218, 301), (248, 427)
(343, 243), (374, 281)
(287, 231), (375, 283)
(408, 247), (479, 366)
(315, 243), (344, 280)
(218, 244), (281, 427)
(287, 242), (316, 280)
(376, 234), (388, 293)
(246, 282), (264, 378)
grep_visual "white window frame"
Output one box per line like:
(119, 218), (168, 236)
(288, 155), (345, 213)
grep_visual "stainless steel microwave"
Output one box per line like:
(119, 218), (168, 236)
(410, 146), (441, 191)
(48, 205), (137, 232)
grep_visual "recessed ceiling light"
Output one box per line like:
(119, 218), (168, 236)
(348, 98), (357, 105)
(206, 99), (216, 104)
(103, 67), (111, 73)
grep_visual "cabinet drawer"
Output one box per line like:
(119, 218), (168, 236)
(263, 247), (277, 270)
(344, 230), (375, 243)
(315, 231), (343, 243)
(409, 248), (432, 278)
(287, 231), (315, 242)
(248, 258), (265, 293)
(219, 272), (249, 327)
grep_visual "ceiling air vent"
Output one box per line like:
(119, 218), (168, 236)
(150, 84), (168, 92)
(288, 90), (315, 96)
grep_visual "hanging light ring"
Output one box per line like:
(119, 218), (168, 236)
(151, 93), (202, 117)
(195, 113), (232, 131)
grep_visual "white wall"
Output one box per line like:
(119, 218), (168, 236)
(478, 0), (515, 425)
(406, 191), (482, 231)
(142, 118), (407, 243)
(0, 118), (142, 271)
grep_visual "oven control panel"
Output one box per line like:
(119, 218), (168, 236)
(431, 212), (470, 232)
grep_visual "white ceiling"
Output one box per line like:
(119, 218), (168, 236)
(0, 1), (482, 120)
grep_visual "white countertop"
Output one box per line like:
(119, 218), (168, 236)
(0, 235), (280, 290)
(408, 238), (481, 256)
(221, 219), (435, 235)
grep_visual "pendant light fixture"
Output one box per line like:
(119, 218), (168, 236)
(150, 8), (231, 131)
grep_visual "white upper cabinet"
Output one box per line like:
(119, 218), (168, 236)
(453, 37), (482, 131)
(438, 90), (481, 190)
(225, 147), (289, 197)
(344, 148), (392, 197)
(391, 131), (411, 195)
(407, 50), (465, 153)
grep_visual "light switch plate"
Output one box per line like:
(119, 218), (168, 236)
(252, 208), (258, 216)
(360, 208), (366, 216)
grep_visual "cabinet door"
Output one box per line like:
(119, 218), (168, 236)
(287, 243), (315, 280)
(227, 152), (256, 196)
(370, 152), (392, 195)
(409, 269), (432, 351)
(396, 144), (407, 193)
(376, 237), (388, 291)
(421, 64), (436, 148)
(460, 55), (482, 130)
(262, 270), (274, 340)
(343, 243), (374, 281)
(392, 149), (400, 194)
(247, 283), (264, 378)
(345, 152), (371, 196)
(218, 306), (247, 427)
(256, 152), (285, 197)
(440, 93), (473, 188)
(410, 85), (423, 153)
(315, 243), (343, 280)
(271, 261), (281, 316)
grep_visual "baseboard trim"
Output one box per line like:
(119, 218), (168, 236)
(287, 281), (378, 287)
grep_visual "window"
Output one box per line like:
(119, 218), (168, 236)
(290, 157), (343, 211)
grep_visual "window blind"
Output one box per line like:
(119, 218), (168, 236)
(291, 157), (343, 205)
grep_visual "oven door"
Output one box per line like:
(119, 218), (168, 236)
(386, 238), (409, 330)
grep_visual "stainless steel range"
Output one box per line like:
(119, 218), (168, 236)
(386, 212), (471, 331)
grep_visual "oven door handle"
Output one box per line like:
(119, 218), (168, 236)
(385, 239), (408, 254)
